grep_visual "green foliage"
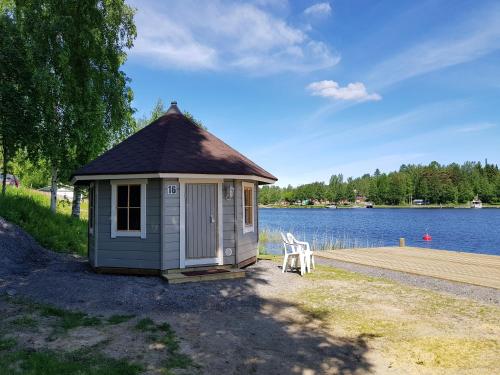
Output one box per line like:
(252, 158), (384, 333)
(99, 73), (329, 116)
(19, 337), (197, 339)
(10, 149), (50, 188)
(183, 111), (206, 129)
(0, 8), (36, 194)
(0, 186), (87, 254)
(0, 337), (16, 351)
(0, 348), (142, 375)
(260, 161), (500, 206)
(135, 98), (166, 129)
(10, 0), (137, 209)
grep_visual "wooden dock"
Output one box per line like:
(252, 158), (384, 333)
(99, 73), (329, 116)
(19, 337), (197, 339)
(316, 247), (500, 289)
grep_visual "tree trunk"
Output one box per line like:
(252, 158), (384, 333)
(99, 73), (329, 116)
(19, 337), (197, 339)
(71, 185), (82, 218)
(2, 147), (7, 196)
(50, 166), (58, 213)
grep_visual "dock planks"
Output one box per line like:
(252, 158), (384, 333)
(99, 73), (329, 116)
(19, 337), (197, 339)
(317, 246), (500, 289)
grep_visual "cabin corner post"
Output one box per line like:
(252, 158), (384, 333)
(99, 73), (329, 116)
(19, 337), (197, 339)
(217, 182), (223, 265)
(160, 178), (165, 271)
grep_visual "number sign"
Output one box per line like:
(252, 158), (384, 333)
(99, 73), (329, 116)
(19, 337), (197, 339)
(167, 185), (177, 195)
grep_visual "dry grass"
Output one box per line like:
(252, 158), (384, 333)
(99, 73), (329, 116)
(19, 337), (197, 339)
(265, 256), (500, 374)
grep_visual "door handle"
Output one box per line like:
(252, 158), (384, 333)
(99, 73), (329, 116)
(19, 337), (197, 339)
(210, 215), (215, 223)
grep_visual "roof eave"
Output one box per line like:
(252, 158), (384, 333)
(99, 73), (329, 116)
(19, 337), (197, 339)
(71, 172), (277, 185)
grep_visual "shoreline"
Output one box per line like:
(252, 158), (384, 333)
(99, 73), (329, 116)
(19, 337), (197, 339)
(259, 204), (500, 209)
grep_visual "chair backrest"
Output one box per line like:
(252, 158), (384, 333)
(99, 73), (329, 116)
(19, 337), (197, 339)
(287, 232), (310, 253)
(286, 233), (301, 253)
(281, 232), (292, 254)
(286, 232), (297, 244)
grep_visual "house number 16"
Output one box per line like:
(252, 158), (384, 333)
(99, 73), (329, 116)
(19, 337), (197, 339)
(167, 185), (177, 195)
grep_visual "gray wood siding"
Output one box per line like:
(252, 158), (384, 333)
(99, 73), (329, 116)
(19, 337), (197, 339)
(96, 179), (161, 269)
(162, 180), (180, 269)
(235, 180), (259, 264)
(88, 233), (95, 266)
(222, 180), (236, 264)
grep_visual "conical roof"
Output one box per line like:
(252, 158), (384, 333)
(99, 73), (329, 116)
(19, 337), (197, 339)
(72, 102), (277, 183)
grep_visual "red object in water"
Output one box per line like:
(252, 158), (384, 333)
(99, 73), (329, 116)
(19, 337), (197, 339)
(423, 233), (432, 241)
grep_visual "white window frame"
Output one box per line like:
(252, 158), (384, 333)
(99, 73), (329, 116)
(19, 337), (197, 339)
(242, 181), (255, 234)
(111, 179), (147, 239)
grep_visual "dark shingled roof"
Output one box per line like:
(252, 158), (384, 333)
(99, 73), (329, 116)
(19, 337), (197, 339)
(72, 103), (277, 182)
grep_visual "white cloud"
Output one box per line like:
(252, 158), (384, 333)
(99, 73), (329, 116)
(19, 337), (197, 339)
(304, 2), (332, 17)
(128, 0), (339, 74)
(369, 4), (500, 88)
(307, 80), (381, 101)
(456, 123), (496, 133)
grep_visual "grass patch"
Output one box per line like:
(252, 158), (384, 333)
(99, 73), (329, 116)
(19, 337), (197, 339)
(0, 348), (142, 375)
(134, 318), (198, 374)
(135, 318), (156, 332)
(11, 315), (38, 329)
(39, 305), (101, 331)
(0, 186), (87, 255)
(303, 264), (380, 282)
(0, 337), (17, 351)
(291, 264), (500, 372)
(398, 337), (500, 369)
(107, 314), (136, 325)
(258, 254), (282, 262)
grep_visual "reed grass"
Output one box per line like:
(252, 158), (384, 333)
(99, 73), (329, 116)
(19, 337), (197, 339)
(259, 227), (383, 254)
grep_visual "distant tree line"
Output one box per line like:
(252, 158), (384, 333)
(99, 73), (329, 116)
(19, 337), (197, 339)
(259, 161), (500, 206)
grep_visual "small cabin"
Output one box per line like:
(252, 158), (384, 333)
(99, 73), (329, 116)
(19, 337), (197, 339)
(71, 102), (277, 274)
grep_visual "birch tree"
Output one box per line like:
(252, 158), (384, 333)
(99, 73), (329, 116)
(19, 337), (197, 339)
(15, 0), (136, 214)
(0, 8), (35, 195)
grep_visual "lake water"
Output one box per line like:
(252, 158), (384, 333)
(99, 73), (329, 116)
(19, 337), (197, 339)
(259, 208), (500, 256)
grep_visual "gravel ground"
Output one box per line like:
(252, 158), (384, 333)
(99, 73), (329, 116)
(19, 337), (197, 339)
(1, 217), (499, 374)
(316, 257), (500, 305)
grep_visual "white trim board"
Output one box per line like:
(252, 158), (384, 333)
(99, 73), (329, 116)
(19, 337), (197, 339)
(72, 173), (276, 185)
(242, 181), (255, 234)
(110, 179), (147, 239)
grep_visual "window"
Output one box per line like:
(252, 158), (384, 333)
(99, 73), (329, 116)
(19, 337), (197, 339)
(111, 180), (147, 238)
(88, 184), (95, 234)
(117, 184), (141, 231)
(242, 182), (254, 233)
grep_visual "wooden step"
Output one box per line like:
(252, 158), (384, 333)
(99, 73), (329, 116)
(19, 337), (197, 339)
(165, 264), (234, 274)
(162, 268), (245, 284)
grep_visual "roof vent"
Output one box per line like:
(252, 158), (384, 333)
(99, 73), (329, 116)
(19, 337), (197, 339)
(166, 101), (182, 115)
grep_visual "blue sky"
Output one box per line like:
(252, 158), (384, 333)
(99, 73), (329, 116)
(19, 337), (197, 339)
(124, 0), (500, 186)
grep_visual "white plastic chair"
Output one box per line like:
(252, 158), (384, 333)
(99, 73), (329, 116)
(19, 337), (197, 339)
(280, 232), (305, 276)
(287, 233), (315, 273)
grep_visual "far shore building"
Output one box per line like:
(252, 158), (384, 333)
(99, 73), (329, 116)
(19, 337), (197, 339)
(71, 102), (277, 276)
